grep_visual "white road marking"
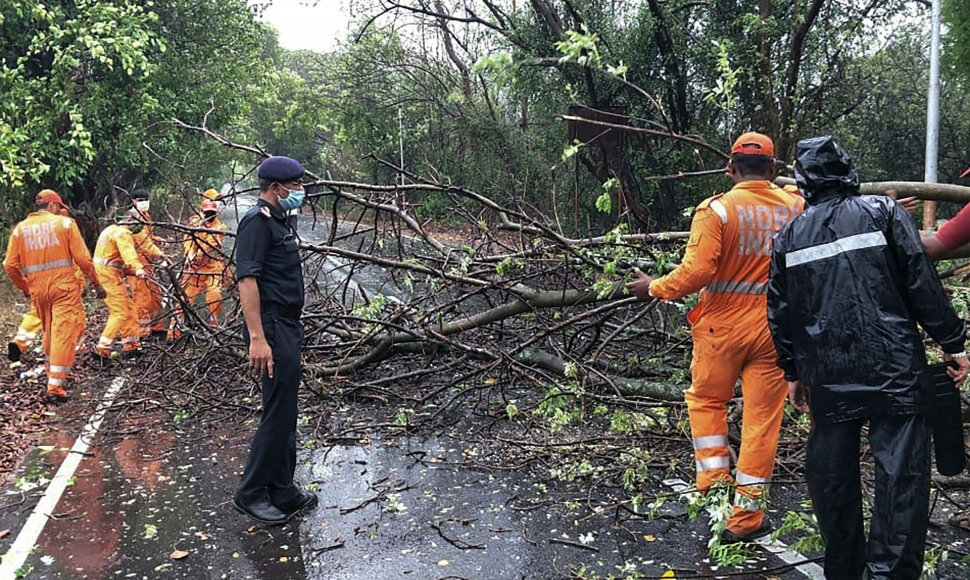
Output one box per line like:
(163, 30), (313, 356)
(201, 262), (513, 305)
(0, 376), (126, 577)
(662, 477), (825, 578)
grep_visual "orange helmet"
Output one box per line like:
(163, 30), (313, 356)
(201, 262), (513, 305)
(202, 188), (219, 201)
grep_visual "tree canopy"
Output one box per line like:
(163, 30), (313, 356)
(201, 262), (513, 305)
(1, 0), (967, 230)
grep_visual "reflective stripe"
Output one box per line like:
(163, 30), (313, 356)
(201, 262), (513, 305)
(696, 456), (730, 472)
(97, 338), (113, 346)
(692, 434), (729, 450)
(94, 257), (125, 271)
(706, 280), (767, 295)
(121, 337), (139, 345)
(49, 365), (70, 374)
(22, 259), (73, 275)
(734, 494), (763, 512)
(786, 231), (887, 268)
(709, 199), (729, 224)
(736, 471), (769, 486)
(48, 378), (65, 387)
(14, 331), (36, 340)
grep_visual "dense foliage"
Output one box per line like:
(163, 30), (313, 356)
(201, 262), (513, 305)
(2, 0), (968, 233)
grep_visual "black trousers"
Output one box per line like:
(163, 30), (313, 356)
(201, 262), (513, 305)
(236, 313), (304, 507)
(806, 413), (930, 580)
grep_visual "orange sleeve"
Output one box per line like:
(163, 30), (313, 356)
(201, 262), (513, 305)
(140, 232), (163, 261)
(648, 207), (723, 300)
(2, 225), (29, 293)
(116, 230), (145, 271)
(68, 221), (99, 286)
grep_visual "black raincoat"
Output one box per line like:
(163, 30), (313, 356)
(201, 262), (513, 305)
(767, 137), (965, 424)
(767, 136), (966, 579)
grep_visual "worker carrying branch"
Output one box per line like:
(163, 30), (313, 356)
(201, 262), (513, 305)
(167, 196), (231, 340)
(3, 190), (107, 403)
(627, 132), (804, 542)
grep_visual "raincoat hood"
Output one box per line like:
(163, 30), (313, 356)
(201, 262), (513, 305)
(794, 136), (860, 203)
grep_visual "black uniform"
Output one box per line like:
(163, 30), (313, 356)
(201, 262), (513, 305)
(234, 198), (305, 510)
(767, 137), (966, 579)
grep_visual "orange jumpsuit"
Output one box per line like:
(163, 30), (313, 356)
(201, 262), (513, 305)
(649, 180), (804, 536)
(169, 215), (229, 337)
(11, 303), (41, 354)
(3, 211), (99, 398)
(126, 215), (164, 337)
(10, 267), (84, 354)
(10, 211), (86, 356)
(94, 225), (145, 356)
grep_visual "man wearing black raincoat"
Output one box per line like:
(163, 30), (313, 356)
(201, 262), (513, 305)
(766, 136), (969, 579)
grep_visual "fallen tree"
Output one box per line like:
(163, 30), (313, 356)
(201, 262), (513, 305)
(162, 118), (970, 410)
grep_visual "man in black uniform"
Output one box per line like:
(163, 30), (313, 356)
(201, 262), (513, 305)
(767, 137), (968, 578)
(232, 155), (317, 526)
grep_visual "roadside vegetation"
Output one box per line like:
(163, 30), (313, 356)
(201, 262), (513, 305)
(3, 1), (970, 577)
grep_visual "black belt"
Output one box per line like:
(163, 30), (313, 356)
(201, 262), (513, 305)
(261, 302), (302, 319)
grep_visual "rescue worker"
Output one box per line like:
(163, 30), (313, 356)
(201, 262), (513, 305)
(627, 132), (804, 542)
(8, 303), (41, 362)
(7, 208), (87, 362)
(232, 156), (316, 525)
(767, 137), (968, 579)
(167, 197), (231, 339)
(3, 190), (107, 403)
(94, 213), (148, 358)
(126, 189), (167, 338)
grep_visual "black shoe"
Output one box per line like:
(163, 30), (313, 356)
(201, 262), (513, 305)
(45, 393), (69, 405)
(232, 496), (288, 526)
(720, 518), (772, 544)
(122, 348), (144, 360)
(7, 342), (20, 363)
(275, 491), (318, 516)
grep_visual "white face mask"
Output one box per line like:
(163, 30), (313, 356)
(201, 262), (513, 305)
(135, 200), (150, 212)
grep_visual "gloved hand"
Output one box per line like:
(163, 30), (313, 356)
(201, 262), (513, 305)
(94, 284), (107, 299)
(135, 268), (147, 279)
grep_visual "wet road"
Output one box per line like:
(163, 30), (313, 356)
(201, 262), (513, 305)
(0, 383), (817, 580)
(0, 198), (820, 579)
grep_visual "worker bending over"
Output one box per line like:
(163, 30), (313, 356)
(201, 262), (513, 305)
(94, 214), (149, 358)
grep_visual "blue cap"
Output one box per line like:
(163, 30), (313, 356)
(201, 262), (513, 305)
(258, 156), (305, 182)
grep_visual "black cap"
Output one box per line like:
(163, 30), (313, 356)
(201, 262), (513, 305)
(131, 188), (149, 200)
(258, 156), (306, 182)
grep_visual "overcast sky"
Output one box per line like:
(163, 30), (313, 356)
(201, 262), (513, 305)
(253, 0), (353, 53)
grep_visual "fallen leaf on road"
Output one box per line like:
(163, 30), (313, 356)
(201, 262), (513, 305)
(644, 534), (656, 542)
(0, 529), (9, 539)
(170, 550), (189, 560)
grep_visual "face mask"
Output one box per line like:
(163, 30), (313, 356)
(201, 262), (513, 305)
(203, 212), (217, 222)
(277, 186), (305, 211)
